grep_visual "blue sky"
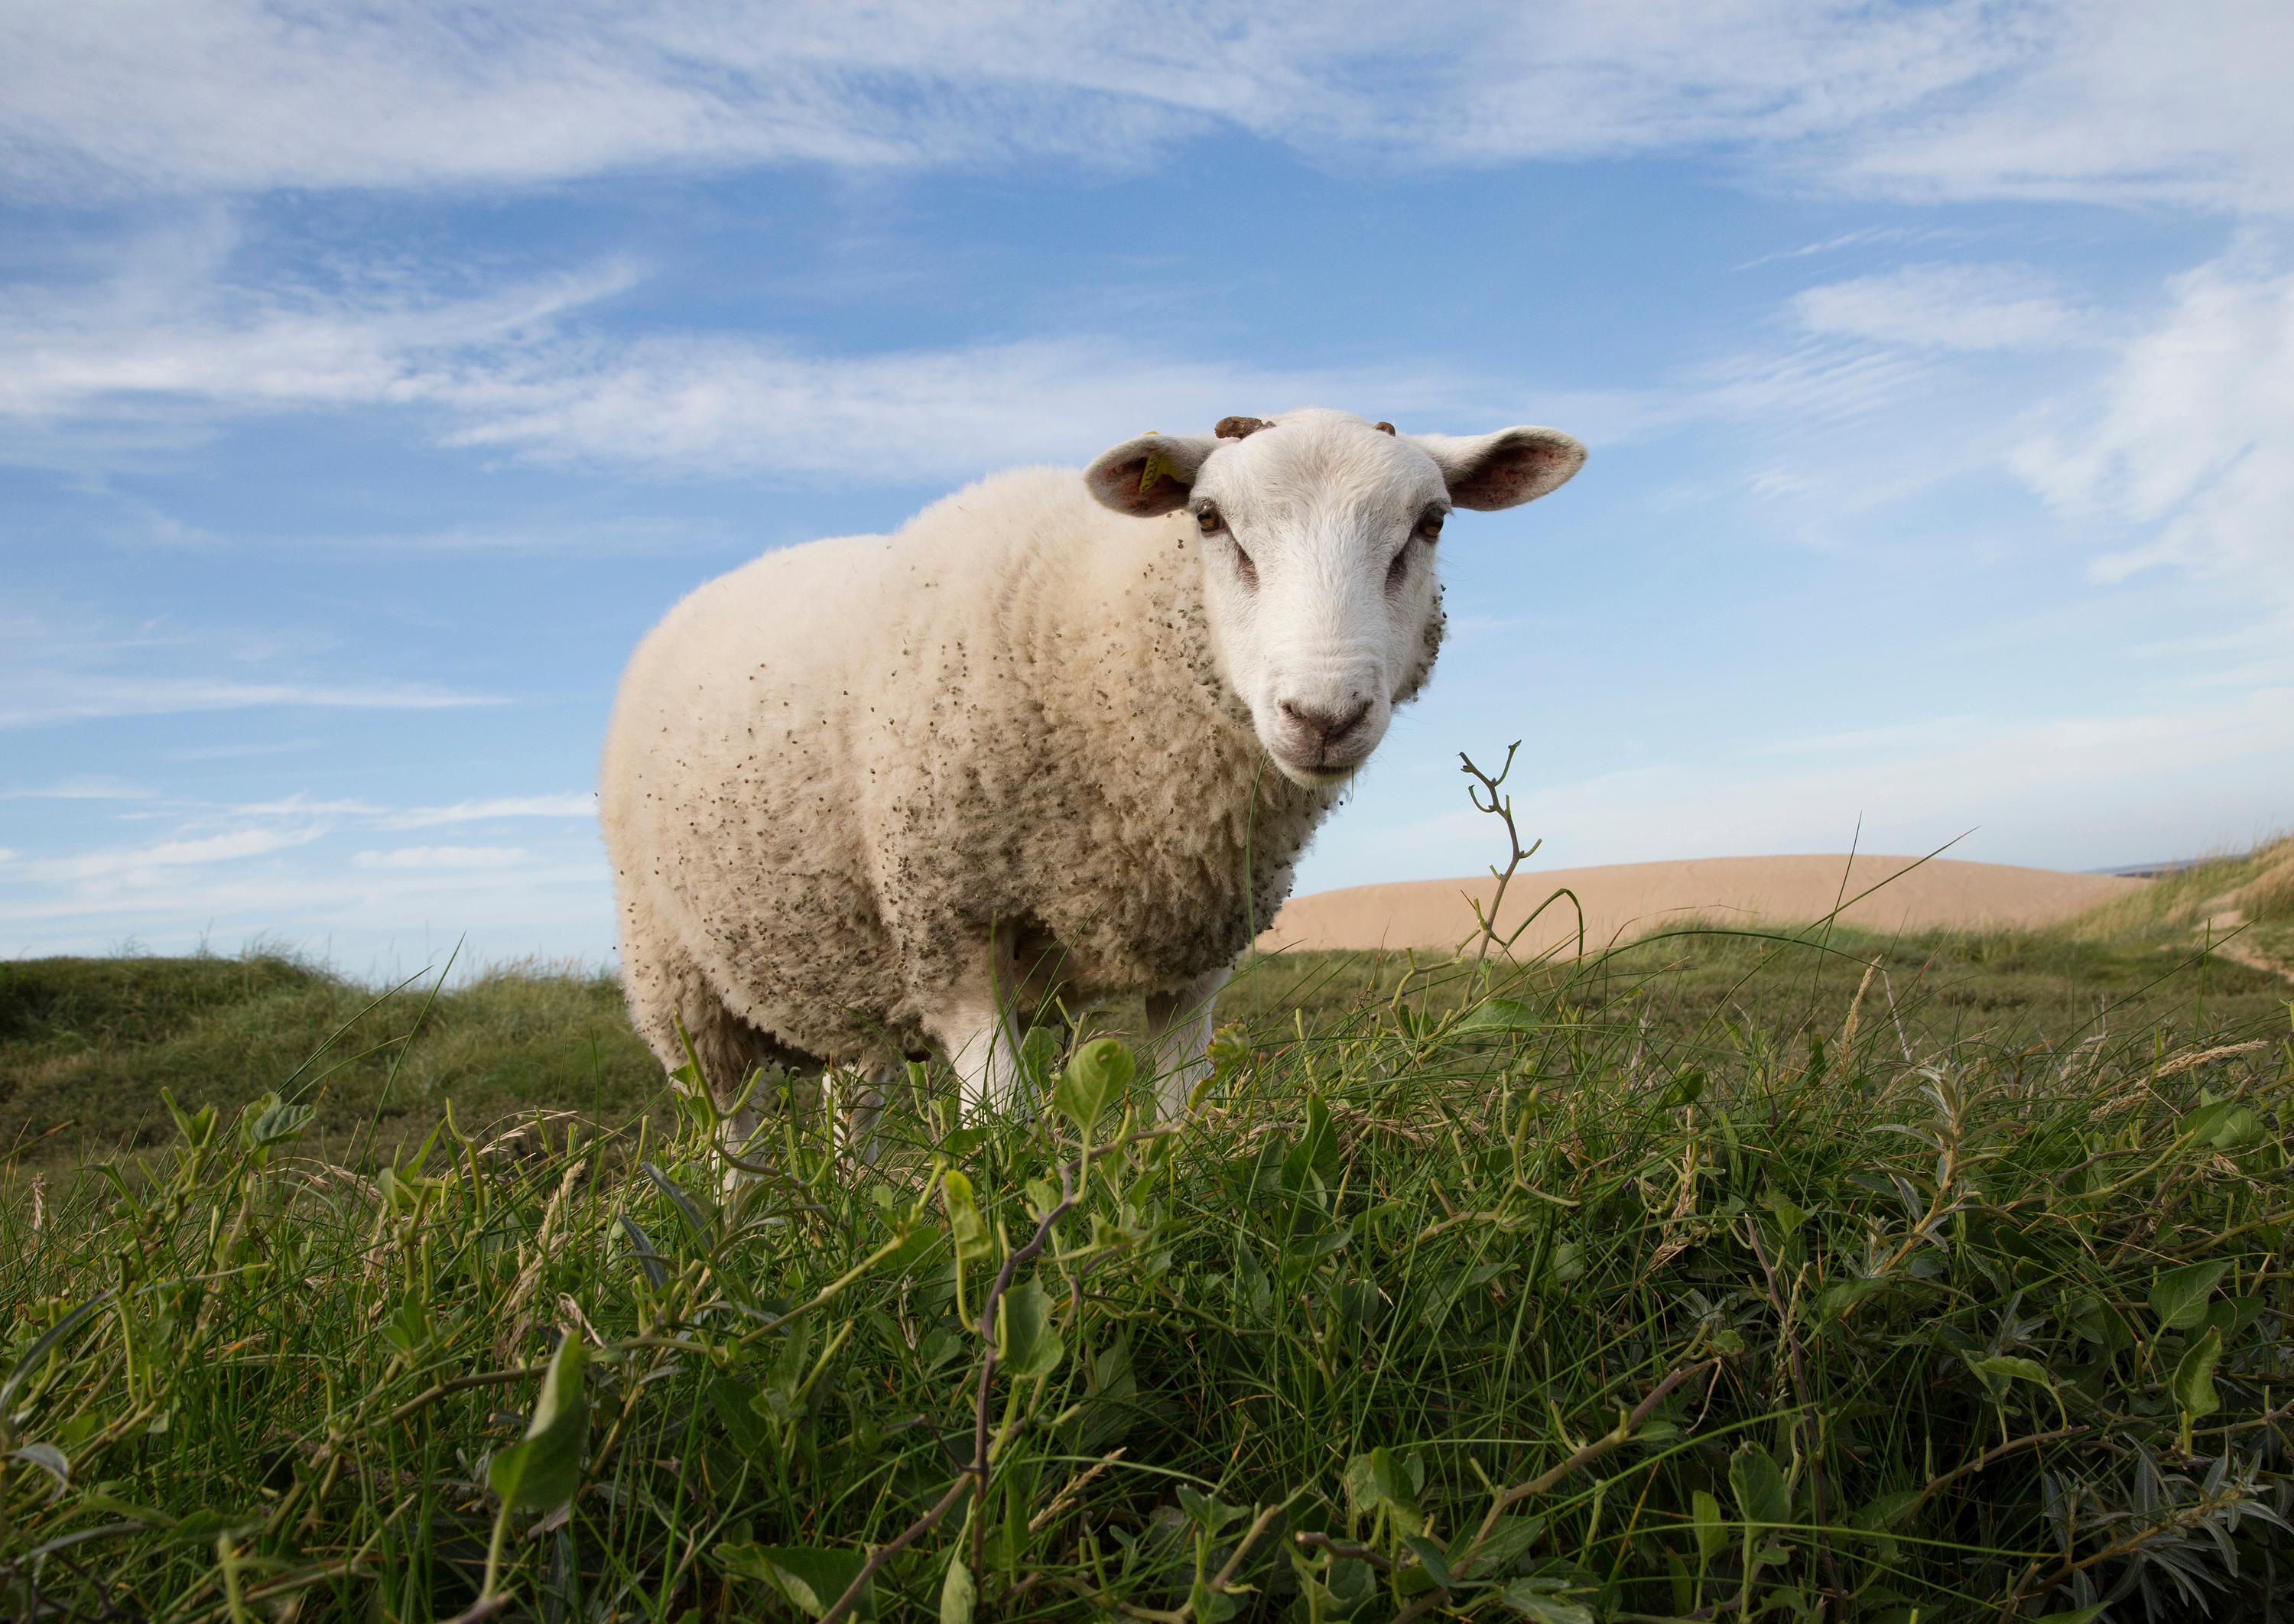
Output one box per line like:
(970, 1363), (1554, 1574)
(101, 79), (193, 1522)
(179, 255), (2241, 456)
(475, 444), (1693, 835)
(3, 2), (2291, 976)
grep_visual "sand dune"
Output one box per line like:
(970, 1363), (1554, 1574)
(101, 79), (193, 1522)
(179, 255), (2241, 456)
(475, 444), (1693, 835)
(1256, 855), (2145, 957)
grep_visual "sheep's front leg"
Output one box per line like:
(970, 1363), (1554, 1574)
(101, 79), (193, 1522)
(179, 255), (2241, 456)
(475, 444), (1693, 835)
(922, 938), (1032, 1120)
(1145, 966), (1230, 1117)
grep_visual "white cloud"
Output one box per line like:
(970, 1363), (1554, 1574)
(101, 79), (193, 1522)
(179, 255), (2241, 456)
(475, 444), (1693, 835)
(382, 795), (597, 829)
(1794, 264), (2084, 352)
(0, 232), (635, 430)
(0, 597), (509, 729)
(159, 738), (320, 761)
(225, 796), (388, 819)
(0, 674), (505, 729)
(1840, 1), (2294, 213)
(352, 845), (531, 870)
(2011, 249), (2294, 603)
(210, 793), (593, 828)
(17, 826), (323, 885)
(0, 229), (1643, 479)
(0, 3), (2284, 212)
(0, 776), (155, 801)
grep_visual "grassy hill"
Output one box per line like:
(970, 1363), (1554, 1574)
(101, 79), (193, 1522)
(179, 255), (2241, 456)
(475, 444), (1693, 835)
(1, 860), (2289, 1621)
(7, 892), (2289, 1172)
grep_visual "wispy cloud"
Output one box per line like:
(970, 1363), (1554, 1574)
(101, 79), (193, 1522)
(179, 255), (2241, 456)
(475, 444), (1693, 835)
(159, 739), (321, 762)
(3, 4), (2287, 213)
(0, 776), (155, 801)
(352, 846), (531, 870)
(0, 674), (506, 729)
(15, 826), (323, 885)
(2011, 247), (2294, 605)
(0, 230), (1646, 479)
(381, 795), (596, 829)
(1794, 264), (2087, 352)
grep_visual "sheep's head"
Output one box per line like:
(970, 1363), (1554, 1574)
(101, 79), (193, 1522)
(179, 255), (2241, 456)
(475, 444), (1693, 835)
(1084, 407), (1585, 788)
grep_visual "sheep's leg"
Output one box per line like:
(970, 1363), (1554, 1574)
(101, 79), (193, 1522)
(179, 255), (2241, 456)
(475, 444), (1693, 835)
(923, 937), (1032, 1121)
(1145, 966), (1231, 1117)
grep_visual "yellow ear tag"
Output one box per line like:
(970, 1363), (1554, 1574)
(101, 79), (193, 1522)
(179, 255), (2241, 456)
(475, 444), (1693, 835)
(1139, 450), (1167, 495)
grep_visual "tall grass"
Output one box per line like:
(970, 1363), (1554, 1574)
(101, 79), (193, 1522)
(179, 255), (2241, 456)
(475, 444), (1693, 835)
(3, 912), (2289, 1620)
(2070, 833), (2294, 972)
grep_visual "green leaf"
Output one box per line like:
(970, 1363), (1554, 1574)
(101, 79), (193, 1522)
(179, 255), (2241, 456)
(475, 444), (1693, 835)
(1019, 1022), (1059, 1077)
(642, 1161), (717, 1249)
(1662, 1066), (1706, 1109)
(707, 1376), (772, 1457)
(942, 1171), (989, 1267)
(1759, 1189), (1806, 1238)
(717, 1543), (870, 1619)
(2210, 1106), (2264, 1150)
(1500, 1582), (1594, 1624)
(2030, 1607), (2104, 1624)
(1973, 1355), (2054, 1390)
(1541, 1241), (1586, 1288)
(1459, 999), (1542, 1034)
(0, 1292), (113, 1416)
(2150, 1261), (2231, 1331)
(240, 1092), (314, 1150)
(1691, 1489), (1727, 1561)
(1188, 1579), (1240, 1623)
(1052, 1037), (1133, 1129)
(1287, 1094), (1340, 1184)
(379, 1291), (431, 1356)
(996, 1275), (1064, 1381)
(1729, 1442), (1789, 1527)
(158, 1088), (218, 1149)
(938, 1556), (976, 1624)
(2204, 1294), (2264, 1341)
(2068, 1293), (2133, 1353)
(1402, 1535), (1454, 1590)
(2177, 1099), (2237, 1146)
(10, 1442), (69, 1496)
(2172, 1325), (2224, 1422)
(1463, 1513), (1544, 1575)
(489, 1333), (588, 1512)
(1854, 1489), (1921, 1532)
(1341, 1447), (1425, 1537)
(1817, 1277), (1886, 1321)
(618, 1213), (669, 1289)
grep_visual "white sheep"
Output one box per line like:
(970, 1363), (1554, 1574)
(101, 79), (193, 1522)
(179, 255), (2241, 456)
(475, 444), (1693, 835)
(599, 407), (1584, 1144)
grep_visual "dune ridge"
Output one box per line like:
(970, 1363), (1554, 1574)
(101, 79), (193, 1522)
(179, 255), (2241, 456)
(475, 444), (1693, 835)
(1256, 854), (2145, 957)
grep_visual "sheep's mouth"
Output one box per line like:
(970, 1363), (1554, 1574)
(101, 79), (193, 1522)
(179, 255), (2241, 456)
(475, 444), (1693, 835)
(1264, 749), (1363, 789)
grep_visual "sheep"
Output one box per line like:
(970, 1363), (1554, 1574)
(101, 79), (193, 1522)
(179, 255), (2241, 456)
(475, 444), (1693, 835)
(599, 406), (1584, 1147)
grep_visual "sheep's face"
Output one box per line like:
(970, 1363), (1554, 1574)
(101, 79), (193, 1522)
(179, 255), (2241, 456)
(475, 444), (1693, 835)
(1086, 408), (1585, 788)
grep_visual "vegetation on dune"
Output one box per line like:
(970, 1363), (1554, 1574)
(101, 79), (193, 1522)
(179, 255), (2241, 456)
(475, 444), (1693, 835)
(2, 894), (2290, 1620)
(2068, 832), (2294, 977)
(6, 901), (2288, 1176)
(0, 956), (661, 1169)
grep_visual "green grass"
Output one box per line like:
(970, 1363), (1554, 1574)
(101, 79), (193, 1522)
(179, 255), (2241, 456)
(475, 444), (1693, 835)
(1, 954), (663, 1169)
(2069, 833), (2294, 971)
(1, 916), (2289, 1622)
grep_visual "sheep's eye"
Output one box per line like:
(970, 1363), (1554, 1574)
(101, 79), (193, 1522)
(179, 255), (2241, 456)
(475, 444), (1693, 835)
(1195, 504), (1223, 535)
(1417, 508), (1446, 541)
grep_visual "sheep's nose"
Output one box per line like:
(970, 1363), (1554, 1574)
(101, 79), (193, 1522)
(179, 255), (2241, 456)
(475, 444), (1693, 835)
(1280, 698), (1371, 746)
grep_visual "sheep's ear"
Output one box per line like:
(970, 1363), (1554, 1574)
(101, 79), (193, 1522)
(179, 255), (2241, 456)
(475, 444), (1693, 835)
(1084, 433), (1219, 517)
(1410, 426), (1586, 511)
